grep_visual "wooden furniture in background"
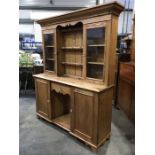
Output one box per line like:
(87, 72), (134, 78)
(33, 2), (124, 150)
(117, 15), (135, 124)
(118, 62), (135, 124)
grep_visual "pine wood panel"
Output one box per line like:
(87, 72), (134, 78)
(53, 114), (71, 130)
(98, 88), (113, 143)
(72, 89), (94, 142)
(35, 79), (51, 120)
(104, 15), (118, 85)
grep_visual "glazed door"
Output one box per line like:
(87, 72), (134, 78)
(72, 89), (94, 142)
(42, 29), (56, 73)
(84, 22), (108, 81)
(35, 78), (51, 119)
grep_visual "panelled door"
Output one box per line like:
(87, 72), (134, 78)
(72, 88), (95, 142)
(35, 78), (51, 120)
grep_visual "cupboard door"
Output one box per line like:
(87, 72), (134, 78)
(72, 89), (94, 142)
(35, 79), (51, 120)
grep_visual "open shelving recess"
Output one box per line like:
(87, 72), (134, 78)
(57, 22), (83, 78)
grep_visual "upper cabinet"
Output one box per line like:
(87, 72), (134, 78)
(42, 30), (55, 73)
(37, 2), (124, 86)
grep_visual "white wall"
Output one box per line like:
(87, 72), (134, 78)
(30, 10), (72, 20)
(19, 10), (31, 19)
(19, 24), (34, 34)
(33, 22), (42, 42)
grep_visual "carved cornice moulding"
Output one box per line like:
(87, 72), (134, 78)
(36, 1), (124, 26)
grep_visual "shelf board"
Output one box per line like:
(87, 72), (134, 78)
(86, 77), (103, 81)
(46, 58), (55, 61)
(61, 47), (83, 50)
(45, 45), (55, 47)
(61, 62), (83, 66)
(45, 70), (55, 73)
(87, 44), (105, 47)
(53, 114), (70, 131)
(87, 62), (104, 65)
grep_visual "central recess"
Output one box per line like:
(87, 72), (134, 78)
(52, 90), (71, 130)
(57, 22), (83, 78)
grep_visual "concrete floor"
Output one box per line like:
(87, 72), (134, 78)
(19, 93), (135, 155)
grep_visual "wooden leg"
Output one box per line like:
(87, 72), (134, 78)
(91, 146), (97, 153)
(36, 115), (40, 119)
(106, 133), (111, 141)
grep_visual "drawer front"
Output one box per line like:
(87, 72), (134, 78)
(51, 83), (71, 95)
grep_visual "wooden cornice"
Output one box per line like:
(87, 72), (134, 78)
(36, 1), (124, 26)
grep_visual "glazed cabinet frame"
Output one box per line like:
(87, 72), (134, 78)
(83, 21), (110, 83)
(42, 29), (57, 74)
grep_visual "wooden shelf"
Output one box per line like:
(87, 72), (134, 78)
(53, 114), (70, 131)
(87, 77), (103, 81)
(87, 44), (105, 47)
(61, 62), (83, 66)
(45, 45), (55, 47)
(61, 47), (83, 50)
(46, 58), (55, 61)
(87, 62), (104, 65)
(45, 70), (55, 73)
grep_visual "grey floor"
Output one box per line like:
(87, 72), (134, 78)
(19, 93), (135, 155)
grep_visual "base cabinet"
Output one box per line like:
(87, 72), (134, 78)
(35, 79), (51, 121)
(34, 77), (113, 149)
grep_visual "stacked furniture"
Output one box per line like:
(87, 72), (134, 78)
(33, 2), (124, 150)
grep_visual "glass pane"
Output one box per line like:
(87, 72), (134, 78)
(44, 34), (54, 45)
(87, 64), (103, 79)
(45, 47), (54, 59)
(87, 46), (104, 63)
(87, 27), (105, 45)
(45, 60), (54, 71)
